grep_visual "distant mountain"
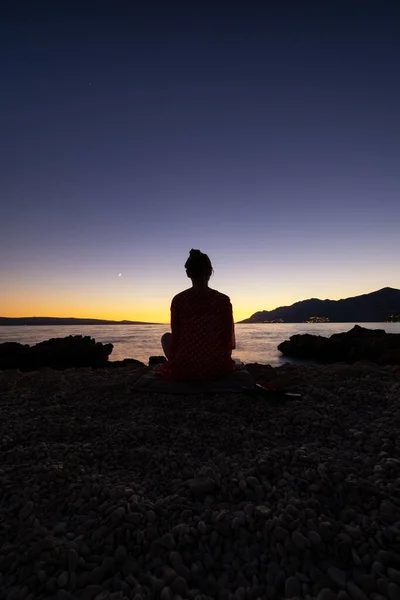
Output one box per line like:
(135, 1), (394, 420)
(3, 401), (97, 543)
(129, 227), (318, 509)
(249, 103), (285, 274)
(0, 317), (161, 326)
(239, 287), (400, 324)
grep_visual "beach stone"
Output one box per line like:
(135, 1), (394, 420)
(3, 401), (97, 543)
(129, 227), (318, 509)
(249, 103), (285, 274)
(255, 505), (271, 519)
(388, 583), (400, 600)
(318, 590), (337, 600)
(307, 531), (323, 546)
(328, 567), (347, 589)
(55, 591), (77, 600)
(310, 566), (324, 584)
(292, 531), (308, 550)
(285, 576), (301, 597)
(274, 527), (288, 542)
(146, 510), (156, 523)
(171, 576), (187, 596)
(57, 571), (69, 587)
(114, 545), (127, 562)
(358, 574), (376, 594)
(90, 567), (105, 584)
(346, 581), (368, 600)
(187, 477), (215, 496)
(389, 570), (400, 586)
(68, 548), (79, 571)
(197, 521), (207, 534)
(377, 579), (389, 596)
(319, 522), (335, 541)
(371, 562), (385, 575)
(114, 507), (126, 520)
(81, 586), (103, 600)
(160, 534), (175, 550)
(169, 552), (183, 570)
(19, 501), (34, 521)
(160, 588), (172, 600)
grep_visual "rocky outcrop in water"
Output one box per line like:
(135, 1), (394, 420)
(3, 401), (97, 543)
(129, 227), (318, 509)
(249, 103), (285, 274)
(149, 356), (167, 367)
(278, 325), (400, 365)
(0, 335), (113, 371)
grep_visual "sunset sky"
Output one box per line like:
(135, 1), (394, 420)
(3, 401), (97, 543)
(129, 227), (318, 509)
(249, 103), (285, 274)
(1, 2), (399, 324)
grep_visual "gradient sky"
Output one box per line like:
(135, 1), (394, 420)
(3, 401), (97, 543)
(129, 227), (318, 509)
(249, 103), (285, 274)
(1, 2), (399, 323)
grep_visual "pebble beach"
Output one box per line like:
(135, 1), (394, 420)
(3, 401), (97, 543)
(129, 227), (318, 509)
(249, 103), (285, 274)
(1, 362), (400, 600)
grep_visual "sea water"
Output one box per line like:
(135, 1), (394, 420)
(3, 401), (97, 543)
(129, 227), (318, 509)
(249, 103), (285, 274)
(1, 323), (399, 366)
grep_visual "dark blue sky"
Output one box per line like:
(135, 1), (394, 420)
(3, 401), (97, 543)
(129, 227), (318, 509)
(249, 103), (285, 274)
(1, 2), (399, 321)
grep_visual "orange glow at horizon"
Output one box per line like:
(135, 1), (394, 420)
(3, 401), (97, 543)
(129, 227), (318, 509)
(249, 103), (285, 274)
(0, 294), (262, 324)
(2, 274), (398, 325)
(0, 303), (256, 324)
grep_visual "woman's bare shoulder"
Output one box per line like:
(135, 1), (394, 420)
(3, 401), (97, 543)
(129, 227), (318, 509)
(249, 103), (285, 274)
(212, 289), (231, 302)
(172, 288), (192, 302)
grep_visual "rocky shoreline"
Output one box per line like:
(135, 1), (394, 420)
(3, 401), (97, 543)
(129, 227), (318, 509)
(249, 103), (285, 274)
(278, 326), (400, 366)
(1, 361), (400, 600)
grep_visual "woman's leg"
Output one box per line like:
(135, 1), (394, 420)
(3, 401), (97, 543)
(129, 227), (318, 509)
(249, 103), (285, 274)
(161, 332), (172, 359)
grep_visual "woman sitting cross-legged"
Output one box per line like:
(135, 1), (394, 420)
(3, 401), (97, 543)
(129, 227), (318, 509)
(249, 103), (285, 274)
(158, 249), (237, 381)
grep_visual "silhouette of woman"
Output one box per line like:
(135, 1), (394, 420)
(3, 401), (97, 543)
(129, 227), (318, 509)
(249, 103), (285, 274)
(159, 249), (237, 381)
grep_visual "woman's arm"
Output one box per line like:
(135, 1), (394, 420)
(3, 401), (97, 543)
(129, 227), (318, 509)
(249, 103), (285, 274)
(170, 297), (180, 357)
(222, 298), (235, 351)
(230, 302), (236, 350)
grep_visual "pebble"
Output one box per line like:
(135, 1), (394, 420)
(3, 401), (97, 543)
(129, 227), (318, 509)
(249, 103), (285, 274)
(285, 575), (301, 597)
(68, 548), (79, 571)
(57, 571), (69, 587)
(19, 501), (34, 521)
(197, 520), (207, 534)
(389, 583), (400, 600)
(169, 552), (183, 570)
(112, 507), (125, 520)
(346, 581), (368, 600)
(307, 530), (323, 546)
(292, 531), (308, 550)
(255, 505), (271, 519)
(328, 566), (347, 589)
(187, 477), (215, 496)
(160, 588), (171, 600)
(160, 533), (175, 550)
(274, 527), (288, 542)
(318, 590), (337, 600)
(389, 569), (400, 586)
(171, 576), (188, 596)
(55, 591), (77, 600)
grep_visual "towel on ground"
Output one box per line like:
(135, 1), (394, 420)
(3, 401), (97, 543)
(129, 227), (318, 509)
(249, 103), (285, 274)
(132, 359), (254, 394)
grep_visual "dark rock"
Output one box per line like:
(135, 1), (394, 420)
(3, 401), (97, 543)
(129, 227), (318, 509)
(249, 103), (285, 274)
(107, 358), (145, 368)
(186, 477), (216, 497)
(55, 591), (78, 600)
(149, 356), (167, 367)
(317, 590), (337, 600)
(0, 335), (113, 371)
(346, 581), (369, 600)
(328, 566), (347, 589)
(278, 325), (400, 365)
(388, 583), (400, 600)
(285, 575), (301, 597)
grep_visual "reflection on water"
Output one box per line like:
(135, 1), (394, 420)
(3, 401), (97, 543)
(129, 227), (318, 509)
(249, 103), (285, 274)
(1, 322), (399, 366)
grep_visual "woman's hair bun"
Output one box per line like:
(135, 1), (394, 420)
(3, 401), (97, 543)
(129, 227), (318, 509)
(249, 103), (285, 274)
(189, 249), (202, 258)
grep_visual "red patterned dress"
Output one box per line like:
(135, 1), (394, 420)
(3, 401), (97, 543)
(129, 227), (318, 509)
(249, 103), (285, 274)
(158, 287), (237, 381)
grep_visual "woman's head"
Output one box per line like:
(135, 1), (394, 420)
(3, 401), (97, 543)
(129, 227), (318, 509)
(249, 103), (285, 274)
(185, 249), (213, 281)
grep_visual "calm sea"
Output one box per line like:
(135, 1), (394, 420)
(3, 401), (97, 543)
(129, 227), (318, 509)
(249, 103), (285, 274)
(1, 323), (399, 366)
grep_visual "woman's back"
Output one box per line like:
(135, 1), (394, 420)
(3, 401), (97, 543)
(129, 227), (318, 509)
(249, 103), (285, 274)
(159, 287), (236, 381)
